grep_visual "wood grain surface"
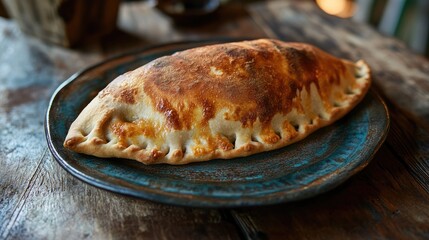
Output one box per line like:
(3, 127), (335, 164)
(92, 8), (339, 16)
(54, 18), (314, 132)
(1, 1), (429, 239)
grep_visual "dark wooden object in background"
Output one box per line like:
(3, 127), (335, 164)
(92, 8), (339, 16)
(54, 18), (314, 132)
(1, 1), (429, 239)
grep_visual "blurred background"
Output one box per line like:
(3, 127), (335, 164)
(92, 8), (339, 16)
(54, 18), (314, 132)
(314, 0), (428, 58)
(0, 0), (427, 58)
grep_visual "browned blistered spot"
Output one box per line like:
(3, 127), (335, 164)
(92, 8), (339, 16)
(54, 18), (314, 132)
(110, 118), (164, 147)
(215, 134), (234, 151)
(140, 149), (164, 164)
(262, 134), (280, 144)
(240, 110), (257, 128)
(136, 119), (156, 139)
(282, 121), (299, 140)
(224, 107), (257, 128)
(111, 119), (145, 146)
(150, 149), (163, 159)
(201, 99), (215, 125)
(111, 121), (126, 138)
(177, 101), (195, 130)
(119, 88), (138, 104)
(156, 98), (181, 130)
(191, 132), (234, 157)
(192, 146), (210, 157)
(143, 39), (349, 130)
(111, 120), (130, 147)
(260, 127), (280, 144)
(172, 149), (184, 159)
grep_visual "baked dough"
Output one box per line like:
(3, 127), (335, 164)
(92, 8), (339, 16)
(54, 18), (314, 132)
(64, 39), (371, 165)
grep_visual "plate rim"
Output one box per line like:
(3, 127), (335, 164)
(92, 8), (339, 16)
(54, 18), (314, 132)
(45, 39), (390, 208)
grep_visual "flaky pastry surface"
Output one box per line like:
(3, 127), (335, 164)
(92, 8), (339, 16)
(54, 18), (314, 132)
(64, 39), (371, 164)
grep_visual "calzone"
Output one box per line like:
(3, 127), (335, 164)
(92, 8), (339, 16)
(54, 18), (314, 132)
(64, 39), (371, 165)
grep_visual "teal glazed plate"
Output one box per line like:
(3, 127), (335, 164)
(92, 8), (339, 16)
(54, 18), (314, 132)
(45, 39), (390, 208)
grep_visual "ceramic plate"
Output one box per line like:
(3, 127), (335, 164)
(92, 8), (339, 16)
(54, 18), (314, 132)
(45, 39), (389, 207)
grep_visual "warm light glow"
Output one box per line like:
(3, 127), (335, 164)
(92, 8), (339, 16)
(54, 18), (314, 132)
(316, 0), (356, 18)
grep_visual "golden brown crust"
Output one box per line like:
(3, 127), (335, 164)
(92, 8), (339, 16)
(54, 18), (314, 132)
(142, 40), (350, 130)
(64, 39), (371, 165)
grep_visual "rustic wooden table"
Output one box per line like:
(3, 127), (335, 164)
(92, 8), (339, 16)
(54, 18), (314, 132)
(1, 1), (429, 239)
